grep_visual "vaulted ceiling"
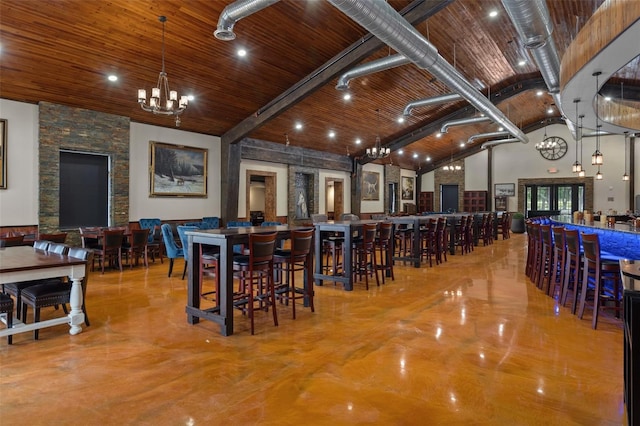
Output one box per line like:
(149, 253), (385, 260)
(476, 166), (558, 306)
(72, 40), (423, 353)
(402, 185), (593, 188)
(1, 0), (638, 172)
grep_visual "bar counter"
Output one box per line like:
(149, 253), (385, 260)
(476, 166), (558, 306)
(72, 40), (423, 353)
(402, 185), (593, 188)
(549, 215), (640, 259)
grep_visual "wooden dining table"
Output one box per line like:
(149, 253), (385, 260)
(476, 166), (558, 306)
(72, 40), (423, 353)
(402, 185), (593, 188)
(184, 225), (312, 336)
(0, 246), (87, 339)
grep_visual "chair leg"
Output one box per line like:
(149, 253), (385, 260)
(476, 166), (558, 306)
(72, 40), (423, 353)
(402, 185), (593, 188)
(34, 308), (40, 340)
(182, 261), (188, 280)
(168, 258), (175, 277)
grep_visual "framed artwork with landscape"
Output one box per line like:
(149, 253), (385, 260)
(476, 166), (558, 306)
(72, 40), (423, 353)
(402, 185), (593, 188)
(149, 141), (208, 197)
(0, 119), (6, 189)
(362, 171), (380, 201)
(402, 176), (414, 200)
(494, 183), (515, 197)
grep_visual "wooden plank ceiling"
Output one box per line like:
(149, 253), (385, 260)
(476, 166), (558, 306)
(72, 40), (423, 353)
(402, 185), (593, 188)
(1, 0), (635, 172)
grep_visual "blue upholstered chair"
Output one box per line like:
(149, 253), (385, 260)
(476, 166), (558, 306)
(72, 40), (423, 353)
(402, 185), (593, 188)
(202, 217), (220, 229)
(227, 221), (252, 228)
(177, 225), (199, 280)
(161, 224), (183, 278)
(184, 221), (205, 229)
(261, 221), (281, 227)
(139, 218), (162, 242)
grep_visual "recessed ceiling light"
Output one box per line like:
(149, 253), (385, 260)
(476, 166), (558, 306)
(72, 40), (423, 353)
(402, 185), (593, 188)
(397, 117), (405, 124)
(398, 149), (404, 155)
(328, 131), (336, 138)
(489, 10), (498, 17)
(343, 93), (351, 101)
(413, 153), (418, 159)
(536, 90), (544, 96)
(187, 95), (195, 101)
(518, 59), (526, 67)
(237, 48), (247, 57)
(426, 156), (431, 162)
(107, 75), (118, 82)
(498, 126), (504, 131)
(604, 96), (611, 101)
(460, 142), (465, 147)
(295, 122), (303, 130)
(436, 132), (442, 138)
(355, 138), (361, 145)
(547, 107), (553, 114)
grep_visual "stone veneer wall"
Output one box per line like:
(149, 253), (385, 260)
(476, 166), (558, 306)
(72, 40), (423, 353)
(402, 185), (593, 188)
(39, 102), (130, 242)
(287, 165), (319, 225)
(384, 164), (400, 214)
(433, 160), (465, 212)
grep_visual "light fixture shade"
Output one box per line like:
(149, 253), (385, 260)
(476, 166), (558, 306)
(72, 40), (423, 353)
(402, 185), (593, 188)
(571, 161), (582, 173)
(596, 170), (603, 180)
(623, 173), (630, 181)
(591, 150), (603, 165)
(578, 170), (585, 177)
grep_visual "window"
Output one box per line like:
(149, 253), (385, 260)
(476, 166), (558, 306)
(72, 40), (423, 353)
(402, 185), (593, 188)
(525, 183), (585, 217)
(59, 151), (109, 229)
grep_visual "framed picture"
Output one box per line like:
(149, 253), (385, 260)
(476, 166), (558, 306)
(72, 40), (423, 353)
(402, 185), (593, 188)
(362, 171), (380, 201)
(149, 141), (208, 197)
(401, 176), (414, 200)
(0, 119), (6, 189)
(494, 183), (515, 197)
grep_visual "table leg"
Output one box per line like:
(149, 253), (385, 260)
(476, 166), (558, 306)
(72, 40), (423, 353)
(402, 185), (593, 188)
(412, 222), (421, 268)
(219, 241), (234, 336)
(314, 227), (323, 286)
(187, 239), (201, 325)
(68, 274), (85, 335)
(344, 229), (353, 291)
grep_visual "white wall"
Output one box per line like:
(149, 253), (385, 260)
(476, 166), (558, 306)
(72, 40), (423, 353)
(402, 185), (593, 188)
(0, 99), (39, 226)
(129, 122), (221, 221)
(421, 171), (435, 192)
(238, 159), (288, 218)
(464, 149), (488, 190)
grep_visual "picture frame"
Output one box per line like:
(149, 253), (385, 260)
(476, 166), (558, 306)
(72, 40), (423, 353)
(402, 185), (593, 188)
(362, 171), (380, 201)
(0, 119), (6, 189)
(494, 183), (515, 197)
(401, 176), (414, 200)
(149, 141), (208, 197)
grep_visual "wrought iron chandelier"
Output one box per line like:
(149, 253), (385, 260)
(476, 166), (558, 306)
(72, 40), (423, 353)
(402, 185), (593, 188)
(623, 132), (630, 181)
(442, 140), (461, 171)
(571, 99), (583, 173)
(366, 109), (390, 159)
(137, 16), (188, 127)
(591, 72), (603, 166)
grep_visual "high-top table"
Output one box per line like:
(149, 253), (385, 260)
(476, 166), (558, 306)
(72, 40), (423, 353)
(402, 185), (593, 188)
(385, 216), (434, 267)
(0, 246), (87, 339)
(313, 220), (381, 290)
(185, 225), (310, 336)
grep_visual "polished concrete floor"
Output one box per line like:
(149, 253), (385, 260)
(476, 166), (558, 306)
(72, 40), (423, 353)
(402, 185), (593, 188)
(0, 234), (626, 425)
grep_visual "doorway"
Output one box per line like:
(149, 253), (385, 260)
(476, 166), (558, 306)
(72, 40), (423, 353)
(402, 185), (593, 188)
(326, 178), (344, 220)
(246, 170), (277, 222)
(441, 184), (459, 212)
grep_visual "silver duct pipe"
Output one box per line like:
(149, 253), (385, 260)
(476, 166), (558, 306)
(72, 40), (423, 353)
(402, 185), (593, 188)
(468, 131), (511, 144)
(336, 54), (411, 90)
(501, 0), (565, 131)
(481, 138), (520, 149)
(403, 93), (463, 117)
(327, 0), (528, 143)
(214, 0), (280, 41)
(441, 116), (492, 133)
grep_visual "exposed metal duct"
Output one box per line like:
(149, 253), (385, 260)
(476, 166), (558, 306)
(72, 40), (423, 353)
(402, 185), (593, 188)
(328, 0), (528, 143)
(481, 138), (520, 149)
(403, 93), (463, 117)
(501, 0), (564, 123)
(336, 54), (411, 90)
(468, 131), (511, 144)
(214, 0), (280, 41)
(441, 116), (492, 133)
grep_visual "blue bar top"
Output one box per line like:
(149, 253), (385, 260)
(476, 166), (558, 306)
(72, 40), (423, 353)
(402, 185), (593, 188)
(549, 215), (640, 259)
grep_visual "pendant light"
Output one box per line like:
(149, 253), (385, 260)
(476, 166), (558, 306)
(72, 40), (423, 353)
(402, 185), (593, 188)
(571, 99), (582, 173)
(623, 131), (630, 181)
(578, 114), (586, 177)
(591, 72), (603, 165)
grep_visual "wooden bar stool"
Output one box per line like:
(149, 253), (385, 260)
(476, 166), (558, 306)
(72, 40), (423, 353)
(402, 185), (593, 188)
(578, 233), (623, 329)
(374, 221), (395, 284)
(352, 223), (379, 290)
(273, 228), (314, 319)
(561, 228), (582, 313)
(549, 226), (566, 298)
(537, 224), (553, 292)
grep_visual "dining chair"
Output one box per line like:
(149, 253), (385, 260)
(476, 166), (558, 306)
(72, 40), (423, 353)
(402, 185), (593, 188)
(177, 225), (199, 280)
(94, 229), (124, 273)
(122, 228), (150, 268)
(261, 221), (282, 227)
(233, 232), (278, 335)
(202, 216), (220, 229)
(139, 218), (163, 262)
(161, 224), (184, 277)
(0, 293), (14, 344)
(273, 228), (314, 319)
(78, 227), (101, 250)
(21, 247), (94, 340)
(374, 221), (395, 284)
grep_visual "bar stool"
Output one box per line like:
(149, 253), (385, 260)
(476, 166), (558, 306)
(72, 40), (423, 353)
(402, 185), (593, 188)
(233, 232), (278, 335)
(525, 221), (535, 278)
(549, 226), (566, 298)
(0, 294), (14, 344)
(578, 233), (623, 329)
(453, 216), (468, 255)
(561, 228), (582, 313)
(374, 221), (395, 283)
(352, 223), (379, 289)
(273, 228), (314, 319)
(419, 219), (436, 267)
(529, 223), (542, 286)
(311, 214), (343, 279)
(537, 224), (553, 292)
(435, 217), (448, 264)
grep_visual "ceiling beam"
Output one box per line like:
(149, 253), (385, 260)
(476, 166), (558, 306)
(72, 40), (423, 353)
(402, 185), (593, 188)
(220, 0), (454, 145)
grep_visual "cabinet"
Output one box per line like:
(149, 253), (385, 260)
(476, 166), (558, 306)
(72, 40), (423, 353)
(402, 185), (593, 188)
(463, 191), (487, 212)
(418, 192), (434, 213)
